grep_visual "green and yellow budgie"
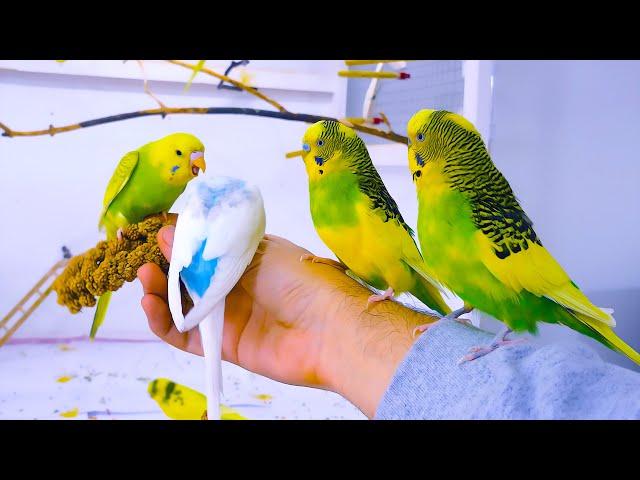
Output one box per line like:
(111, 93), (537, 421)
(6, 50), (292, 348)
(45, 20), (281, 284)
(407, 109), (640, 365)
(148, 378), (247, 420)
(300, 120), (450, 315)
(92, 133), (206, 338)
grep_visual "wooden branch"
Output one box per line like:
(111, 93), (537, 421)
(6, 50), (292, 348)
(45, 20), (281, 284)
(168, 60), (289, 113)
(378, 112), (393, 132)
(137, 60), (169, 110)
(1, 60), (409, 143)
(0, 108), (408, 144)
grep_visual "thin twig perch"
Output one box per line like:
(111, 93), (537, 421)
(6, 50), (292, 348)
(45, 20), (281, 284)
(168, 59), (289, 113)
(0, 108), (408, 143)
(137, 60), (169, 111)
(0, 60), (409, 144)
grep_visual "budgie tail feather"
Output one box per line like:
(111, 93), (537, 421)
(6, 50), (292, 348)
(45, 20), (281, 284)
(199, 302), (225, 420)
(90, 291), (112, 339)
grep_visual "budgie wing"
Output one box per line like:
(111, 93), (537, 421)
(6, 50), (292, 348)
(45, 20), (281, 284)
(98, 151), (139, 228)
(357, 168), (446, 295)
(357, 163), (415, 237)
(168, 191), (265, 332)
(474, 198), (614, 326)
(400, 234), (448, 296)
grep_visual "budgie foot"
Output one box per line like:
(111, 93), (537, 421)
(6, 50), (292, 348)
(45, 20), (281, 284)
(366, 287), (395, 309)
(116, 228), (124, 241)
(299, 254), (347, 271)
(201, 410), (208, 420)
(412, 306), (473, 338)
(457, 327), (527, 364)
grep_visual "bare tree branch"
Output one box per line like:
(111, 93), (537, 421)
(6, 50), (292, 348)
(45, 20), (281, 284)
(137, 60), (169, 111)
(168, 60), (289, 113)
(1, 60), (409, 144)
(0, 108), (408, 143)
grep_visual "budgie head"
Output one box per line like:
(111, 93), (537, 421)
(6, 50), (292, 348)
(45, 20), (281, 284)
(406, 109), (482, 184)
(141, 132), (207, 187)
(301, 120), (365, 181)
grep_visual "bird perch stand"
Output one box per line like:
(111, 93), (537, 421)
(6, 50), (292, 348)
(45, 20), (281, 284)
(0, 250), (71, 346)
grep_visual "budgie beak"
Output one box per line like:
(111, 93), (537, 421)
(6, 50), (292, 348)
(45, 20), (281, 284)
(190, 151), (206, 176)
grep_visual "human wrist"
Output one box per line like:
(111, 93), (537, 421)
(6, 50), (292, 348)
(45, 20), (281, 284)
(318, 283), (437, 418)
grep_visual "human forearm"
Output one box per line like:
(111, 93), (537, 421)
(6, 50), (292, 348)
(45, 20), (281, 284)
(317, 279), (438, 418)
(373, 319), (640, 420)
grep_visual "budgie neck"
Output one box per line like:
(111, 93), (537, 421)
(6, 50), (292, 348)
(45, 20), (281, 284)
(345, 138), (414, 235)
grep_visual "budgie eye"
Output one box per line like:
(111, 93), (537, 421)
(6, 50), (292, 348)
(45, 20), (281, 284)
(317, 140), (324, 147)
(417, 133), (425, 142)
(302, 143), (310, 152)
(176, 150), (183, 156)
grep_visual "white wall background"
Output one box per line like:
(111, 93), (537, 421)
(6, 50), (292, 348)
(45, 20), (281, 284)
(488, 60), (640, 370)
(1, 60), (639, 374)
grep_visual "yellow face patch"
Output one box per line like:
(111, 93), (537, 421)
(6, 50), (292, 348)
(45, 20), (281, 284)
(301, 120), (356, 181)
(407, 109), (481, 189)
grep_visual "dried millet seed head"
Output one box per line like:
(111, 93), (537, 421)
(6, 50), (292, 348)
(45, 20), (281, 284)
(52, 214), (183, 314)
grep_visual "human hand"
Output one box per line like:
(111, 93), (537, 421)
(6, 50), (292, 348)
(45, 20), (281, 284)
(137, 219), (437, 418)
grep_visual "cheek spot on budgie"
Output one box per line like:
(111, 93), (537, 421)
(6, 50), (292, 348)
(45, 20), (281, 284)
(314, 156), (325, 166)
(319, 169), (324, 175)
(171, 165), (180, 174)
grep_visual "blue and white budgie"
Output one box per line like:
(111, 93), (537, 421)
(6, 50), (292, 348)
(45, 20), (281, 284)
(167, 176), (266, 420)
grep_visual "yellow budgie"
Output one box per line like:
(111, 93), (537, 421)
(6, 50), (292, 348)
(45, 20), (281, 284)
(92, 133), (206, 338)
(299, 120), (450, 315)
(407, 109), (640, 364)
(148, 378), (247, 420)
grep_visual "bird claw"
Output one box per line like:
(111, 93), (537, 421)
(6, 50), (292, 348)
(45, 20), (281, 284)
(455, 317), (472, 326)
(438, 306), (473, 322)
(366, 287), (395, 309)
(412, 307), (474, 339)
(412, 322), (436, 338)
(116, 228), (124, 241)
(458, 338), (527, 365)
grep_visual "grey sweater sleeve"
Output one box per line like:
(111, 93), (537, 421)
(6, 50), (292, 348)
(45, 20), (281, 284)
(374, 319), (640, 420)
